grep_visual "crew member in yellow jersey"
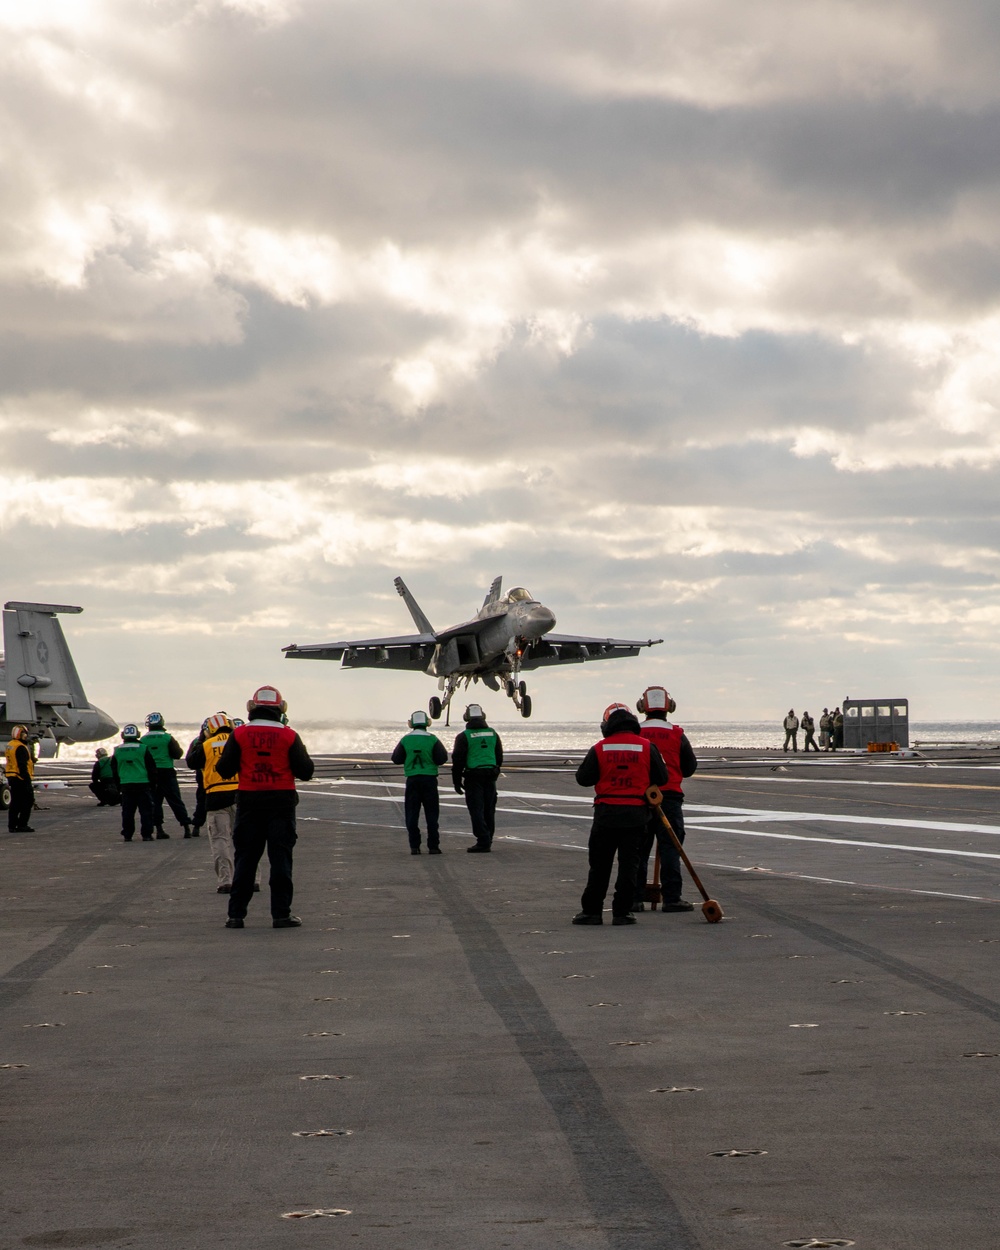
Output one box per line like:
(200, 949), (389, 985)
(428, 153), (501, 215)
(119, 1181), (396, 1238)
(187, 713), (243, 893)
(5, 725), (36, 833)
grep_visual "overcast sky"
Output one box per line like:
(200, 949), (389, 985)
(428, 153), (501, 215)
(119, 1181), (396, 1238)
(2, 0), (999, 728)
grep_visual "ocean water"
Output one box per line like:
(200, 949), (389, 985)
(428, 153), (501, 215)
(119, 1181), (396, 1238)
(55, 719), (1000, 760)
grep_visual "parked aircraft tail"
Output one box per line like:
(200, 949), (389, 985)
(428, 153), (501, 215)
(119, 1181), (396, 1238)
(393, 577), (435, 635)
(2, 601), (89, 723)
(481, 576), (502, 610)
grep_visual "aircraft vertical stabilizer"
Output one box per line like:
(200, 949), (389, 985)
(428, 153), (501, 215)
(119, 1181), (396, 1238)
(2, 602), (88, 723)
(481, 576), (503, 610)
(393, 577), (435, 634)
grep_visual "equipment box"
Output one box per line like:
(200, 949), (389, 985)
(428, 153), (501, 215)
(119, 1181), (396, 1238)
(843, 699), (909, 749)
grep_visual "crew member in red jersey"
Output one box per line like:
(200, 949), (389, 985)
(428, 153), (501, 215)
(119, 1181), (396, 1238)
(634, 686), (698, 912)
(572, 703), (668, 926)
(216, 685), (314, 930)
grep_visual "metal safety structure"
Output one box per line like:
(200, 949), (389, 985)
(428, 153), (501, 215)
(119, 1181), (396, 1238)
(842, 698), (909, 749)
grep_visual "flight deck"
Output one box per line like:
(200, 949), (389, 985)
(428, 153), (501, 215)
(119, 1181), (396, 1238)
(2, 750), (999, 1248)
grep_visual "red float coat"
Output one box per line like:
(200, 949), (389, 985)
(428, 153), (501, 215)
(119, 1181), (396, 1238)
(639, 722), (685, 795)
(593, 732), (653, 806)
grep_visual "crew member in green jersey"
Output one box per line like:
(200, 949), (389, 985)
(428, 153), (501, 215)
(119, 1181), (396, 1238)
(451, 704), (504, 853)
(89, 747), (120, 806)
(391, 710), (448, 854)
(111, 724), (157, 841)
(141, 712), (191, 839)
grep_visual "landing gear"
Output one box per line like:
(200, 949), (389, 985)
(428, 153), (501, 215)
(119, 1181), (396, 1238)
(505, 678), (516, 698)
(428, 696), (442, 720)
(520, 694), (532, 719)
(518, 680), (527, 698)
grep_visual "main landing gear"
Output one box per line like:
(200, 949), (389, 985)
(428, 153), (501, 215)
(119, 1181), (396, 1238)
(426, 672), (533, 722)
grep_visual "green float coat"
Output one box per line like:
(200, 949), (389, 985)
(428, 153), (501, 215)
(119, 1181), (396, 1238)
(400, 730), (441, 777)
(141, 730), (175, 769)
(114, 742), (150, 785)
(463, 727), (498, 769)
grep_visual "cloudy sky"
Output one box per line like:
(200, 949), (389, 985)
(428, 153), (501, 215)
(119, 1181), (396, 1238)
(2, 0), (999, 728)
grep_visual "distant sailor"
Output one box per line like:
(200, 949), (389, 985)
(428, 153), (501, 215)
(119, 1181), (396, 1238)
(573, 703), (668, 925)
(801, 710), (820, 753)
(185, 720), (209, 838)
(216, 685), (314, 929)
(111, 724), (157, 842)
(392, 711), (447, 854)
(452, 704), (503, 853)
(782, 709), (799, 753)
(5, 725), (36, 833)
(89, 747), (120, 807)
(141, 712), (191, 838)
(187, 713), (243, 893)
(633, 686), (698, 913)
(819, 708), (832, 751)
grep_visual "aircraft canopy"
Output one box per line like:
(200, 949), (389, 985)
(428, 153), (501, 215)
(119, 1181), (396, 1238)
(507, 587), (533, 602)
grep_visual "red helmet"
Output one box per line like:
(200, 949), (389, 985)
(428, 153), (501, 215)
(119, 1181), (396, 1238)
(247, 686), (287, 714)
(602, 702), (631, 723)
(637, 685), (676, 715)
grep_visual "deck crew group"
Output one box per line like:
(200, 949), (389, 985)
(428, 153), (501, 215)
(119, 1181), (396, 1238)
(6, 683), (696, 929)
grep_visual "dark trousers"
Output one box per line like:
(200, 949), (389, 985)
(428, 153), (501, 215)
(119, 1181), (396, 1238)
(636, 794), (686, 905)
(803, 729), (820, 752)
(7, 777), (34, 831)
(580, 806), (645, 918)
(89, 780), (120, 806)
(404, 775), (440, 849)
(120, 784), (154, 839)
(152, 769), (190, 831)
(191, 779), (206, 829)
(228, 813), (297, 920)
(783, 730), (798, 752)
(463, 771), (497, 845)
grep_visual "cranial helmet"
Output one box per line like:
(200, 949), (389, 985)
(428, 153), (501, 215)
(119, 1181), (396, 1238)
(95, 747), (108, 758)
(145, 712), (164, 729)
(637, 685), (676, 715)
(601, 702), (633, 736)
(408, 710), (430, 729)
(247, 685), (287, 715)
(231, 718), (245, 728)
(463, 703), (484, 722)
(10, 724), (29, 742)
(204, 712), (232, 736)
(122, 724), (141, 741)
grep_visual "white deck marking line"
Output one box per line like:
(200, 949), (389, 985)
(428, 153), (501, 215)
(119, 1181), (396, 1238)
(685, 805), (1000, 836)
(302, 790), (592, 820)
(692, 823), (1000, 862)
(697, 773), (1000, 791)
(310, 781), (1000, 836)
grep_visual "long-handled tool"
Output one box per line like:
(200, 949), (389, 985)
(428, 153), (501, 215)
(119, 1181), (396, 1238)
(645, 786), (723, 923)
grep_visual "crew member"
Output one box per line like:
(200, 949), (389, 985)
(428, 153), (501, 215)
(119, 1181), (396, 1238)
(141, 712), (191, 838)
(392, 710), (447, 854)
(187, 713), (246, 893)
(186, 720), (209, 838)
(216, 685), (314, 929)
(5, 725), (36, 833)
(633, 686), (698, 912)
(111, 724), (157, 841)
(782, 709), (799, 753)
(452, 704), (503, 852)
(574, 703), (667, 925)
(819, 708), (832, 751)
(89, 747), (120, 807)
(801, 710), (820, 753)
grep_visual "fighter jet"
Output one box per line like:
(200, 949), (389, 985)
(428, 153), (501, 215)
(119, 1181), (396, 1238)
(283, 576), (662, 722)
(1, 602), (118, 753)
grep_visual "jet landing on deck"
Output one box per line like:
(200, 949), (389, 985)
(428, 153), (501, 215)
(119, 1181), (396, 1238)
(283, 576), (662, 722)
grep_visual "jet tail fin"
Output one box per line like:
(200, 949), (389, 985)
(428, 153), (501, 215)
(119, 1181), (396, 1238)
(481, 576), (502, 610)
(393, 578), (435, 635)
(2, 602), (88, 723)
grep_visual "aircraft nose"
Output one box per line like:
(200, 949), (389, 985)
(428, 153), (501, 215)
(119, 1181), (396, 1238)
(95, 706), (119, 740)
(522, 605), (556, 637)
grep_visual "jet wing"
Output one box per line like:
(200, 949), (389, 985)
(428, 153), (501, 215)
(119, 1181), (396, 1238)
(283, 634), (436, 671)
(519, 633), (663, 669)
